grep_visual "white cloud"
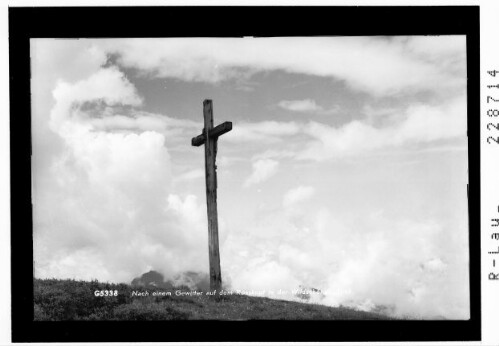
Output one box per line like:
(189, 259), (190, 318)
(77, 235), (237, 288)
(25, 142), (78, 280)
(89, 114), (168, 133)
(278, 99), (339, 115)
(174, 168), (205, 183)
(32, 38), (469, 320)
(226, 121), (301, 144)
(396, 36), (466, 67)
(243, 159), (279, 187)
(422, 258), (447, 272)
(252, 149), (296, 160)
(297, 97), (467, 161)
(231, 260), (300, 293)
(217, 156), (246, 168)
(283, 186), (315, 207)
(227, 95), (467, 160)
(242, 96), (466, 162)
(98, 36), (466, 96)
(253, 149), (297, 161)
(278, 99), (324, 113)
(222, 204), (469, 319)
(33, 66), (210, 283)
(50, 67), (142, 132)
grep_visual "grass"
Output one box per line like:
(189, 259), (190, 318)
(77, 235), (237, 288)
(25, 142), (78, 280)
(34, 278), (392, 320)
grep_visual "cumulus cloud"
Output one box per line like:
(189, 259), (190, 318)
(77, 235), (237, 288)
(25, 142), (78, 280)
(296, 97), (467, 161)
(173, 168), (205, 183)
(247, 97), (466, 162)
(231, 260), (300, 293)
(253, 149), (296, 161)
(395, 35), (466, 69)
(422, 258), (448, 272)
(98, 36), (465, 96)
(33, 65), (209, 283)
(282, 186), (315, 207)
(50, 67), (142, 132)
(225, 120), (300, 144)
(88, 111), (200, 139)
(222, 203), (469, 319)
(32, 38), (469, 321)
(278, 99), (339, 115)
(48, 69), (202, 158)
(243, 159), (279, 187)
(278, 99), (323, 113)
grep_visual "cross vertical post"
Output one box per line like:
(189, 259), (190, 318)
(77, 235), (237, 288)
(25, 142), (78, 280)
(203, 100), (222, 293)
(191, 100), (232, 293)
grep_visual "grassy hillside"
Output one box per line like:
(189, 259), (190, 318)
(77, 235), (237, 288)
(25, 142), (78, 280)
(34, 278), (391, 320)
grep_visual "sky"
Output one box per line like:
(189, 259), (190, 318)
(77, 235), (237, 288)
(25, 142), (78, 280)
(31, 36), (469, 319)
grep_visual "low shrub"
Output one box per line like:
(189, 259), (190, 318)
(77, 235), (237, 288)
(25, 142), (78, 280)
(112, 301), (190, 320)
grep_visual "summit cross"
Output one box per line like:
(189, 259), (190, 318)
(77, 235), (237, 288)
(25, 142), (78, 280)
(191, 100), (232, 292)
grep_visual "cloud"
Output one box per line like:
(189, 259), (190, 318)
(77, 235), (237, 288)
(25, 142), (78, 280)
(278, 99), (339, 115)
(98, 36), (465, 96)
(50, 67), (143, 133)
(422, 258), (447, 272)
(226, 121), (301, 144)
(283, 186), (315, 207)
(32, 38), (469, 320)
(50, 68), (202, 150)
(231, 260), (300, 293)
(88, 111), (200, 137)
(243, 159), (279, 187)
(30, 42), (112, 191)
(395, 36), (466, 68)
(253, 149), (297, 161)
(247, 96), (466, 162)
(34, 66), (210, 283)
(278, 99), (324, 113)
(89, 113), (167, 132)
(297, 97), (467, 161)
(222, 203), (469, 319)
(174, 169), (205, 183)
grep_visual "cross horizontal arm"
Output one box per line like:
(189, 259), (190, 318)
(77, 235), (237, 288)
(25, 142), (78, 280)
(210, 121), (232, 138)
(192, 133), (205, 147)
(191, 121), (233, 147)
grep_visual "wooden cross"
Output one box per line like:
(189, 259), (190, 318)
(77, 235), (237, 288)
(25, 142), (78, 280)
(192, 100), (232, 292)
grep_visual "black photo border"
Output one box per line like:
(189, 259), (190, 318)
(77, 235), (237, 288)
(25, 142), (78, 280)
(9, 5), (481, 343)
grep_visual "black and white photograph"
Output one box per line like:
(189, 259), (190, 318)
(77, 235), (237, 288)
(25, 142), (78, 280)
(30, 35), (470, 321)
(5, 3), (489, 344)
